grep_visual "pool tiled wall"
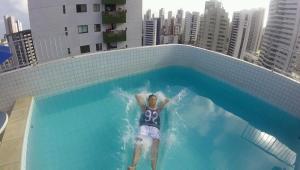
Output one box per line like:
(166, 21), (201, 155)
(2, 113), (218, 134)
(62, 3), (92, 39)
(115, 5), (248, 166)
(173, 45), (300, 118)
(0, 45), (300, 118)
(0, 46), (174, 112)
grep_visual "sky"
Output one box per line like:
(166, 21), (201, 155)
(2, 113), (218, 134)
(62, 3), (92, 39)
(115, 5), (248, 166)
(0, 0), (270, 37)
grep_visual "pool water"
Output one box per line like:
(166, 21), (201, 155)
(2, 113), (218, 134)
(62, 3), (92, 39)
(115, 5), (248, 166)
(26, 66), (300, 170)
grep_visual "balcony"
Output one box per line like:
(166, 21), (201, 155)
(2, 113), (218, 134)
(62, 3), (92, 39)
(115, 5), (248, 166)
(103, 30), (126, 43)
(102, 0), (126, 5)
(102, 11), (126, 24)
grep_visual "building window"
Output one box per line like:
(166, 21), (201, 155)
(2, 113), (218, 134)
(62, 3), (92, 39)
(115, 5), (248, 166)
(78, 25), (88, 34)
(93, 4), (101, 12)
(64, 27), (68, 36)
(94, 24), (101, 32)
(67, 48), (71, 54)
(96, 43), (102, 51)
(76, 4), (87, 13)
(80, 45), (90, 53)
(63, 5), (66, 14)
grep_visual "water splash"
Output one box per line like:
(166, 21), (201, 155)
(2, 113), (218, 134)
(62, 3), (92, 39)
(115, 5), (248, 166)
(154, 88), (189, 169)
(111, 88), (138, 169)
(112, 86), (189, 169)
(155, 91), (167, 103)
(138, 81), (151, 92)
(168, 88), (188, 129)
(112, 88), (135, 114)
(169, 88), (188, 106)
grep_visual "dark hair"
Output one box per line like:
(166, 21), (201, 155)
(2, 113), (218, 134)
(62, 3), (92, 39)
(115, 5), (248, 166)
(148, 94), (157, 100)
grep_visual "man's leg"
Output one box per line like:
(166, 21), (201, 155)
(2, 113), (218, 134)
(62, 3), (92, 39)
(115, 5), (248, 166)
(128, 138), (143, 170)
(151, 139), (160, 170)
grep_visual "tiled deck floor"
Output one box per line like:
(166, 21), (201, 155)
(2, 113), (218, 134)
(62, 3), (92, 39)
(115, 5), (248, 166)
(0, 97), (32, 170)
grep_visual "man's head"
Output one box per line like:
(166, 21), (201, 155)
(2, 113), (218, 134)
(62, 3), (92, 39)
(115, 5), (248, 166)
(147, 94), (157, 108)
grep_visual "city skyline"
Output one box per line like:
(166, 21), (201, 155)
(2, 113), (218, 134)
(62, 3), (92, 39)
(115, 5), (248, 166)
(143, 0), (269, 20)
(0, 0), (270, 36)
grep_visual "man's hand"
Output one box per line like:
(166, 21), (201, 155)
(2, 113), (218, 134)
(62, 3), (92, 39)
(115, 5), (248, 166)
(135, 94), (146, 111)
(163, 98), (169, 105)
(159, 98), (169, 110)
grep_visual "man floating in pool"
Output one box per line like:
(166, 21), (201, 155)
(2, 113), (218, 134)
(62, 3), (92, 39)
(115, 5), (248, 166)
(128, 93), (169, 170)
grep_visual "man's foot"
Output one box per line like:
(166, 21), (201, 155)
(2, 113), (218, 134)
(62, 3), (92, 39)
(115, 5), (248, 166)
(128, 166), (135, 170)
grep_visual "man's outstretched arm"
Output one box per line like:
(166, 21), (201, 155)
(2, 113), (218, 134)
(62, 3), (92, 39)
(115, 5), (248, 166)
(159, 98), (169, 111)
(135, 94), (146, 111)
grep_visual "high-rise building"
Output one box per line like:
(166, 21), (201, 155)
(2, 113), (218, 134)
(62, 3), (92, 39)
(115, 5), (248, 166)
(4, 16), (22, 34)
(174, 23), (181, 35)
(160, 18), (179, 44)
(291, 27), (300, 75)
(197, 0), (229, 53)
(1, 16), (37, 73)
(169, 18), (175, 35)
(1, 30), (37, 73)
(159, 8), (165, 19)
(183, 12), (200, 45)
(159, 8), (165, 30)
(163, 11), (173, 35)
(160, 35), (179, 44)
(143, 19), (157, 46)
(205, 0), (222, 10)
(176, 9), (184, 24)
(258, 0), (300, 75)
(227, 9), (264, 59)
(296, 53), (300, 72)
(176, 9), (184, 34)
(28, 0), (142, 63)
(168, 11), (173, 20)
(246, 9), (265, 53)
(155, 18), (162, 45)
(144, 9), (152, 20)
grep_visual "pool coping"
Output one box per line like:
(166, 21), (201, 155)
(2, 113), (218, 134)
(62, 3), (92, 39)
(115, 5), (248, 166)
(0, 97), (33, 170)
(21, 98), (34, 170)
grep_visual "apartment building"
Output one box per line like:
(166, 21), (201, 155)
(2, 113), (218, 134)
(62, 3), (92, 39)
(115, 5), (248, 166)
(28, 0), (142, 63)
(227, 9), (264, 59)
(143, 19), (157, 46)
(183, 12), (200, 45)
(197, 0), (229, 53)
(258, 0), (300, 75)
(1, 16), (37, 73)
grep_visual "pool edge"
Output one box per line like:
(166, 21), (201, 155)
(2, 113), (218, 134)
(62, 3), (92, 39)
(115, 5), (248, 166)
(21, 98), (34, 170)
(0, 97), (33, 170)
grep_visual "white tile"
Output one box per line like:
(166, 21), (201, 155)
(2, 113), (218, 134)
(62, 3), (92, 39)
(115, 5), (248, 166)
(0, 45), (300, 116)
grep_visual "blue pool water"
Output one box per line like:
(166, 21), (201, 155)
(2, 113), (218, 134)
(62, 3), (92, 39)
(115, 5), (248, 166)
(26, 66), (300, 170)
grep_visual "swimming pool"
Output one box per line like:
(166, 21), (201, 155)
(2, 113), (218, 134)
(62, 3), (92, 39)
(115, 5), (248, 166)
(26, 66), (300, 170)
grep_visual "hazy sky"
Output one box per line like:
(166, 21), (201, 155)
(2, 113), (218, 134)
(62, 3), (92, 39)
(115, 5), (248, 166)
(0, 0), (270, 37)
